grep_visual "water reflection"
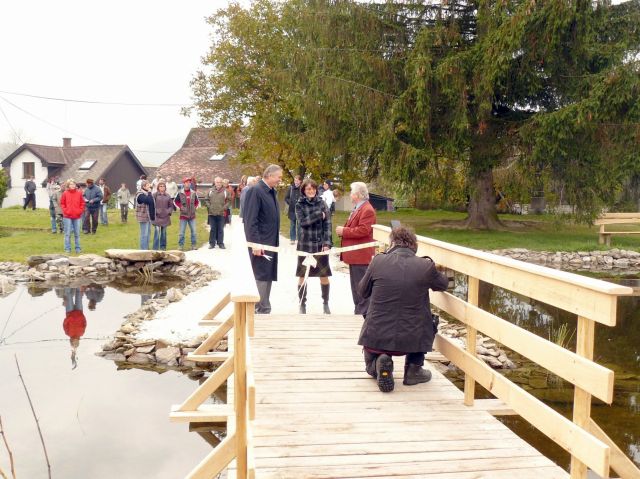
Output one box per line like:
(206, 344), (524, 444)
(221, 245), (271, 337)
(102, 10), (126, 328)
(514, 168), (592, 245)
(63, 287), (86, 369)
(0, 283), (210, 478)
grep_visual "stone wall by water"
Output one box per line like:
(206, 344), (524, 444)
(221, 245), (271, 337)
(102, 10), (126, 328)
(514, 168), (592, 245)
(490, 248), (640, 271)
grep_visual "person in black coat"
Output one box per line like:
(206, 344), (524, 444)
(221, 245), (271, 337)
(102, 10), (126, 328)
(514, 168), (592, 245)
(284, 175), (302, 244)
(357, 226), (448, 392)
(243, 164), (283, 314)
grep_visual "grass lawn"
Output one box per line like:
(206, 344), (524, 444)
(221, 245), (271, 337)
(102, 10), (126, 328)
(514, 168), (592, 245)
(0, 206), (211, 263)
(3, 206), (639, 263)
(282, 208), (640, 253)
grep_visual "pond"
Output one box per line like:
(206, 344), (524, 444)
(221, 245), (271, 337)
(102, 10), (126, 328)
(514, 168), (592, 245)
(444, 275), (640, 472)
(0, 283), (212, 479)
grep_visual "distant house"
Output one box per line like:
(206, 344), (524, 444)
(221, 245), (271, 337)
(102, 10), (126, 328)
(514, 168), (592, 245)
(335, 191), (395, 212)
(157, 128), (247, 192)
(1, 138), (147, 208)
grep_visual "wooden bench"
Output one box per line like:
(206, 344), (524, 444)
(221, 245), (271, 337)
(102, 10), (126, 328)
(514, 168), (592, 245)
(594, 212), (640, 246)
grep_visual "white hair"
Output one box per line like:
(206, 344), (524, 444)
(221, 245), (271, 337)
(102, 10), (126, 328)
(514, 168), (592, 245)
(350, 182), (369, 200)
(247, 176), (257, 186)
(263, 164), (283, 178)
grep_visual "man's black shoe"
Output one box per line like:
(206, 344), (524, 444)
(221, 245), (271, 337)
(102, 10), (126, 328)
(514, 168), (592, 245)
(375, 354), (394, 392)
(218, 244), (226, 249)
(403, 364), (432, 386)
(208, 244), (215, 249)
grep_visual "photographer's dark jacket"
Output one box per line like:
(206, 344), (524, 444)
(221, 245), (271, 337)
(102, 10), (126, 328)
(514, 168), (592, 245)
(357, 246), (448, 353)
(295, 195), (331, 253)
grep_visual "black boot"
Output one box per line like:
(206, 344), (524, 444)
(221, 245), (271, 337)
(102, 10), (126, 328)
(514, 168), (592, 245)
(321, 283), (331, 314)
(403, 363), (432, 386)
(375, 354), (394, 392)
(363, 350), (377, 378)
(298, 284), (307, 314)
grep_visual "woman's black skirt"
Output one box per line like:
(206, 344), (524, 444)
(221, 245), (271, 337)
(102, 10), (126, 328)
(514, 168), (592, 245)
(296, 253), (332, 277)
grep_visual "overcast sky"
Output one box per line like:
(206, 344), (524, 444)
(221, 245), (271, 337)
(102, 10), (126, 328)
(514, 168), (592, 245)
(0, 1), (229, 166)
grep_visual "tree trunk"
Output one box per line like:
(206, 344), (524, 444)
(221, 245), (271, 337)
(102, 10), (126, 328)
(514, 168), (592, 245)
(465, 168), (503, 229)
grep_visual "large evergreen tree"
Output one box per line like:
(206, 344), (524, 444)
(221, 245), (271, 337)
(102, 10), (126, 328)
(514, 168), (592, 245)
(385, 0), (640, 227)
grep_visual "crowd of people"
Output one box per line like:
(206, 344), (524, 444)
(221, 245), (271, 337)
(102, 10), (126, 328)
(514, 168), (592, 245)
(37, 172), (241, 253)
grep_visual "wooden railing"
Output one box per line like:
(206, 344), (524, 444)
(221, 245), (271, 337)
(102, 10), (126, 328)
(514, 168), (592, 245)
(170, 223), (259, 479)
(373, 224), (640, 479)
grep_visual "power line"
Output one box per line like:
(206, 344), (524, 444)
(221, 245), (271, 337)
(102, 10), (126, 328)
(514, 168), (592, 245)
(0, 101), (22, 143)
(0, 89), (188, 107)
(0, 96), (175, 154)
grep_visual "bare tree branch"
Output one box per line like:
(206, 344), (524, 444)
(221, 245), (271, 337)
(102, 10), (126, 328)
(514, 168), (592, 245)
(15, 355), (52, 478)
(0, 416), (16, 479)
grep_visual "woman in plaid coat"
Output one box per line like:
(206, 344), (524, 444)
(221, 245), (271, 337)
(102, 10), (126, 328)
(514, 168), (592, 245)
(295, 178), (332, 314)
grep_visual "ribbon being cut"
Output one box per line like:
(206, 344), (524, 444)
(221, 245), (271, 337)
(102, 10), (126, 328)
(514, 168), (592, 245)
(246, 240), (383, 307)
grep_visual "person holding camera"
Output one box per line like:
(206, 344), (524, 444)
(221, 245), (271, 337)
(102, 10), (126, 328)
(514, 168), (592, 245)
(357, 226), (448, 392)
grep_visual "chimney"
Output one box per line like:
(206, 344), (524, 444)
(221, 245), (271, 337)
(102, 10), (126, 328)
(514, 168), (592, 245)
(63, 137), (72, 148)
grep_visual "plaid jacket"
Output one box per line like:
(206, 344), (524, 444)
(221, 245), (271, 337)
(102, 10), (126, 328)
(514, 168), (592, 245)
(295, 195), (332, 253)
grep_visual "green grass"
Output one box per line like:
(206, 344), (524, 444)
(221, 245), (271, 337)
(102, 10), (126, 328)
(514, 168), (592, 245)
(0, 206), (211, 263)
(3, 206), (639, 263)
(281, 208), (640, 253)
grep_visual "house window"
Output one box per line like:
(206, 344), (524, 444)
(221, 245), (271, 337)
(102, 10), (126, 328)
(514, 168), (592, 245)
(23, 162), (35, 178)
(79, 160), (96, 170)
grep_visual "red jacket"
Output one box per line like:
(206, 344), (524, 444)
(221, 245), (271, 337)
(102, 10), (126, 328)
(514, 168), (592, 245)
(340, 200), (377, 265)
(60, 189), (85, 219)
(63, 310), (87, 338)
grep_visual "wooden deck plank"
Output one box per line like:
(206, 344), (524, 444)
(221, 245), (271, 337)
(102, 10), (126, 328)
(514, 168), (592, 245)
(246, 455), (564, 478)
(252, 437), (534, 458)
(226, 313), (568, 478)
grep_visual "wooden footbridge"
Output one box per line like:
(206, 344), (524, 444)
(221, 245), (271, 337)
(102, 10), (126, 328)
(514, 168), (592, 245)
(169, 224), (640, 479)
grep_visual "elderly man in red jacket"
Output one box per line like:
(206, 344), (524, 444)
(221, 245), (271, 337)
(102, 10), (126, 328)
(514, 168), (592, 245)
(336, 181), (377, 316)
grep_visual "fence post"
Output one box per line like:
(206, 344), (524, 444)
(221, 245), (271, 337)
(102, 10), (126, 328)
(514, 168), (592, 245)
(570, 316), (596, 479)
(234, 301), (248, 479)
(464, 276), (479, 406)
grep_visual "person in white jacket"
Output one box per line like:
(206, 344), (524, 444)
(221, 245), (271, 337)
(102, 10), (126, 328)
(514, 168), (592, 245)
(321, 180), (335, 215)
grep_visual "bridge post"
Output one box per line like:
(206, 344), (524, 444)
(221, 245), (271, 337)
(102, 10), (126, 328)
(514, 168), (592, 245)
(570, 316), (596, 479)
(234, 301), (248, 479)
(464, 276), (479, 406)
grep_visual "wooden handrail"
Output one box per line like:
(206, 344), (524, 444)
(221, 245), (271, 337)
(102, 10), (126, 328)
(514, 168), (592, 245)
(171, 222), (258, 479)
(373, 224), (637, 479)
(373, 225), (627, 326)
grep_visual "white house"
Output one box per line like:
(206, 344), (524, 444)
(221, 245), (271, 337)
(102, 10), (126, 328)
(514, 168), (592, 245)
(3, 147), (54, 208)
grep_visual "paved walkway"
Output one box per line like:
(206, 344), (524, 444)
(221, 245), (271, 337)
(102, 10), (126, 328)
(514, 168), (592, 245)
(137, 220), (358, 343)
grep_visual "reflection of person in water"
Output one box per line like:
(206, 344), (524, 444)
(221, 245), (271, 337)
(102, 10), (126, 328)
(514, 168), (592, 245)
(84, 283), (105, 311)
(63, 287), (86, 369)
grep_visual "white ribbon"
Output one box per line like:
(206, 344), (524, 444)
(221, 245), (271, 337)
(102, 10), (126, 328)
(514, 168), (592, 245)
(245, 241), (383, 309)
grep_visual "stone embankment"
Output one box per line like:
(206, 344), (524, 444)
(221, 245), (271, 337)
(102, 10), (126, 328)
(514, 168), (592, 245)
(437, 315), (516, 370)
(0, 249), (194, 283)
(491, 248), (640, 270)
(94, 287), (220, 378)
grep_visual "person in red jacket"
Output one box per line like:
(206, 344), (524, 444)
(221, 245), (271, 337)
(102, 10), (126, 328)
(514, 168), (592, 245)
(63, 287), (87, 369)
(60, 179), (85, 254)
(336, 181), (377, 316)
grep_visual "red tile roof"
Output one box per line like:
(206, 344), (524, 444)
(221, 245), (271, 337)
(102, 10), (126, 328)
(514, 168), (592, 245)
(157, 128), (250, 185)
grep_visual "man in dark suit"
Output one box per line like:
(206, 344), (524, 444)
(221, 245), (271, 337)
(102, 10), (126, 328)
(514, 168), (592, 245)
(243, 164), (283, 314)
(336, 181), (377, 316)
(284, 175), (302, 244)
